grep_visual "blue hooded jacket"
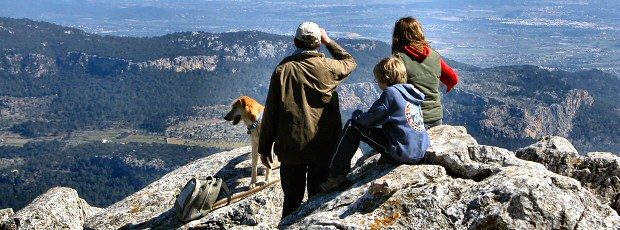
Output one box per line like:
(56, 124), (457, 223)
(354, 84), (431, 163)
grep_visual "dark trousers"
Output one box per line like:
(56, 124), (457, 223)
(425, 119), (442, 129)
(279, 159), (329, 218)
(328, 119), (390, 176)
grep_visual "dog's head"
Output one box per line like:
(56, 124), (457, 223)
(224, 96), (261, 125)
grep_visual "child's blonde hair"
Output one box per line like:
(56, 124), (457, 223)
(373, 57), (407, 86)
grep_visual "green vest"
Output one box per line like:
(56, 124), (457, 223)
(395, 49), (443, 123)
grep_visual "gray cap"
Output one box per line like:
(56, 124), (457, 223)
(295, 22), (321, 44)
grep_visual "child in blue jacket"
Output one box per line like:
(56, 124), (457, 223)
(320, 57), (431, 192)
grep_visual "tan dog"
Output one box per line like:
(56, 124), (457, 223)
(224, 96), (272, 188)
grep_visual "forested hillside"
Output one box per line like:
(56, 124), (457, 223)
(0, 141), (224, 210)
(0, 18), (385, 135)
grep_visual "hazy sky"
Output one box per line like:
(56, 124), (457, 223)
(1, 0), (618, 72)
(1, 1), (617, 39)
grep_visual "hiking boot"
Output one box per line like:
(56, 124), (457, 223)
(320, 174), (348, 193)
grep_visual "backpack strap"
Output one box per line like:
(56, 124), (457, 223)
(220, 180), (232, 206)
(198, 176), (232, 216)
(198, 176), (219, 215)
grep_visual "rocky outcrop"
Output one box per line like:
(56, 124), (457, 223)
(479, 89), (594, 140)
(8, 30), (305, 78)
(516, 136), (620, 213)
(131, 56), (218, 72)
(11, 187), (102, 229)
(338, 83), (382, 112)
(282, 126), (618, 229)
(0, 208), (17, 229)
(521, 89), (594, 138)
(0, 53), (57, 78)
(4, 125), (620, 229)
(82, 145), (284, 229)
(222, 40), (290, 63)
(59, 52), (220, 75)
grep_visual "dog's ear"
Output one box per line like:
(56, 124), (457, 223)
(239, 96), (251, 109)
(234, 97), (245, 108)
(240, 96), (262, 122)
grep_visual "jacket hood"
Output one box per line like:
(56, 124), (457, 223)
(403, 45), (431, 63)
(392, 84), (425, 104)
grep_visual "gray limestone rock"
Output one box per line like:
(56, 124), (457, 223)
(516, 136), (620, 213)
(83, 146), (285, 229)
(424, 125), (544, 180)
(12, 187), (101, 230)
(279, 126), (619, 229)
(0, 208), (17, 230)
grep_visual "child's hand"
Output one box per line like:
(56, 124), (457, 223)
(352, 109), (363, 119)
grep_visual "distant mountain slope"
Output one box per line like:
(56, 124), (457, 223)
(443, 65), (620, 153)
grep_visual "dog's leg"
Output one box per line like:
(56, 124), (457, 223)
(250, 140), (259, 189)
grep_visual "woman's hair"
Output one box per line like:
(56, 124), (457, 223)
(392, 16), (429, 53)
(373, 57), (407, 86)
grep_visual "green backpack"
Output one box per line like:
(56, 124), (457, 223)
(174, 176), (231, 222)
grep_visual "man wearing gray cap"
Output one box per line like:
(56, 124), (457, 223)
(259, 21), (357, 218)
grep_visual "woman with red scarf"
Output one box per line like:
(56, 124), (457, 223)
(392, 16), (459, 129)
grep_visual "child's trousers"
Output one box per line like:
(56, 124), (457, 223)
(328, 119), (391, 176)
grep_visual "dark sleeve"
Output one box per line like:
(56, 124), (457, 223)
(355, 90), (392, 128)
(258, 69), (280, 156)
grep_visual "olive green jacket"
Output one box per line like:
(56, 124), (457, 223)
(395, 48), (443, 123)
(259, 40), (357, 164)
